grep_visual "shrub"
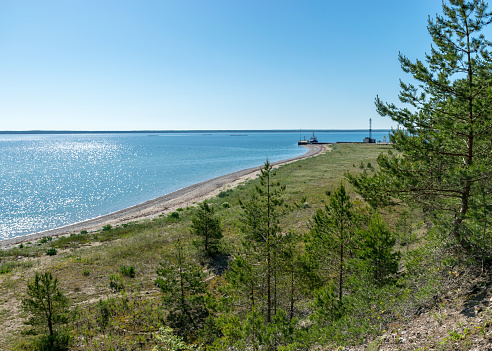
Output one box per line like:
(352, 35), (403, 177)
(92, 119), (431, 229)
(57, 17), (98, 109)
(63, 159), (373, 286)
(222, 202), (230, 208)
(102, 224), (112, 231)
(82, 269), (90, 277)
(97, 299), (111, 331)
(109, 274), (124, 292)
(119, 265), (135, 278)
(46, 248), (57, 256)
(168, 212), (180, 219)
(80, 230), (88, 235)
(218, 189), (233, 198)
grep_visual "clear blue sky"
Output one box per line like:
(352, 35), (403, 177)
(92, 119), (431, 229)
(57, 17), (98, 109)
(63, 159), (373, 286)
(0, 1), (466, 131)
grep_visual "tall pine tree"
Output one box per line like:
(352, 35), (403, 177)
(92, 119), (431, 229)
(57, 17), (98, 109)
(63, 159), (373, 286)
(238, 160), (286, 323)
(349, 0), (492, 251)
(307, 184), (361, 301)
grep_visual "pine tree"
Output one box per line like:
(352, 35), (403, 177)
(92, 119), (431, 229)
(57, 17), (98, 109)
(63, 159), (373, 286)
(154, 240), (209, 341)
(358, 213), (400, 285)
(238, 159), (286, 323)
(277, 232), (318, 321)
(348, 0), (492, 252)
(307, 184), (361, 301)
(225, 239), (262, 314)
(191, 201), (223, 256)
(21, 271), (70, 350)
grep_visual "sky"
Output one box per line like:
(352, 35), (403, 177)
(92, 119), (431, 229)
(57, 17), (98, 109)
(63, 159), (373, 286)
(0, 1), (466, 131)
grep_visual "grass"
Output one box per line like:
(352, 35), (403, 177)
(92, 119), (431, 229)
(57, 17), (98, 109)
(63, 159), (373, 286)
(0, 143), (390, 350)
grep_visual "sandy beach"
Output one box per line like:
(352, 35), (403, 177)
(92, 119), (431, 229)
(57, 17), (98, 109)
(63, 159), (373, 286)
(0, 144), (328, 248)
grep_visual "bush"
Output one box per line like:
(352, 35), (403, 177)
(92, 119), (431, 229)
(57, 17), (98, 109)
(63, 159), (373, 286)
(222, 202), (230, 208)
(82, 269), (90, 277)
(36, 331), (71, 351)
(46, 248), (57, 256)
(119, 265), (135, 278)
(97, 299), (111, 331)
(168, 212), (180, 219)
(218, 189), (233, 198)
(80, 230), (88, 235)
(102, 224), (112, 231)
(109, 274), (124, 292)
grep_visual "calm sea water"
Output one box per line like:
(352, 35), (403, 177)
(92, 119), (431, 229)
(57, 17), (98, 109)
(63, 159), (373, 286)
(0, 131), (389, 240)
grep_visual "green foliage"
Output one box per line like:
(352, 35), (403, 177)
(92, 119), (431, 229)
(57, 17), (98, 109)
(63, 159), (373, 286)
(17, 331), (71, 351)
(0, 260), (34, 275)
(348, 0), (492, 252)
(395, 210), (418, 248)
(358, 213), (400, 285)
(213, 309), (300, 350)
(21, 271), (70, 350)
(307, 183), (363, 300)
(310, 279), (344, 325)
(168, 212), (180, 220)
(237, 159), (287, 323)
(153, 326), (202, 351)
(119, 265), (135, 278)
(96, 299), (112, 332)
(154, 240), (210, 341)
(218, 189), (233, 198)
(108, 274), (125, 291)
(191, 201), (223, 256)
(0, 261), (15, 274)
(102, 224), (112, 231)
(46, 248), (57, 256)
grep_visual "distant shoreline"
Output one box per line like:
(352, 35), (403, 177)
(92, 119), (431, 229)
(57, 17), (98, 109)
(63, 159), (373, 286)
(0, 143), (329, 248)
(0, 129), (391, 135)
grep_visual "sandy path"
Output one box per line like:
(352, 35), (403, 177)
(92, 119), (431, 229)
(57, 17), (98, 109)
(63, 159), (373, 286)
(1, 144), (328, 248)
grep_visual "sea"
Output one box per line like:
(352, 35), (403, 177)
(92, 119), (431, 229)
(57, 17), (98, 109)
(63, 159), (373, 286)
(0, 130), (390, 240)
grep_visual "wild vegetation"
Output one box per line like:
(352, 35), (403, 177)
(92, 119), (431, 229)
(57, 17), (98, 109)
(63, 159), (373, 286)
(2, 1), (492, 350)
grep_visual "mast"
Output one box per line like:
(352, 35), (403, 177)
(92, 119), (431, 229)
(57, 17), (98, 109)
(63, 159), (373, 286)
(369, 118), (372, 140)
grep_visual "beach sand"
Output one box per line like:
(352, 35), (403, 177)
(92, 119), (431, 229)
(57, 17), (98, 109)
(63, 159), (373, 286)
(1, 144), (329, 248)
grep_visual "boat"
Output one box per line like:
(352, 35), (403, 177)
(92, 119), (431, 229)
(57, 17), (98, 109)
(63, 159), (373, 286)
(298, 131), (319, 145)
(309, 132), (318, 143)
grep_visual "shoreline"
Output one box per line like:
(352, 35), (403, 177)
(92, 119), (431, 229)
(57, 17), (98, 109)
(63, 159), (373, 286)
(0, 144), (328, 248)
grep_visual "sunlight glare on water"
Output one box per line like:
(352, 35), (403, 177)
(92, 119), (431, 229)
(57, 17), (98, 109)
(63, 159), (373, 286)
(0, 131), (389, 240)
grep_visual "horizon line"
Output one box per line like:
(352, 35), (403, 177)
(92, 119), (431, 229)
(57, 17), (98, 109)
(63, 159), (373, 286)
(0, 129), (392, 135)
